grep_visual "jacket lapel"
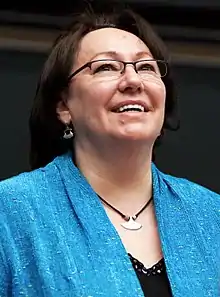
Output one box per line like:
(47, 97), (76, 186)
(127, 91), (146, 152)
(152, 164), (219, 297)
(54, 153), (145, 297)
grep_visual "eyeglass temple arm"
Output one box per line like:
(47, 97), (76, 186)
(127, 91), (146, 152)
(68, 62), (91, 81)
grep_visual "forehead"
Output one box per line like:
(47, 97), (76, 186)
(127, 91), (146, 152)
(76, 28), (152, 63)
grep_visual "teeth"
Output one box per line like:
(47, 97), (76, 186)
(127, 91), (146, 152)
(118, 104), (145, 113)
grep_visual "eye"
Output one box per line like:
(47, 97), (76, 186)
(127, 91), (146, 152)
(137, 62), (156, 73)
(94, 64), (114, 72)
(92, 61), (120, 74)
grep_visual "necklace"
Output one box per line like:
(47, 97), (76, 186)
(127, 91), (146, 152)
(98, 195), (153, 231)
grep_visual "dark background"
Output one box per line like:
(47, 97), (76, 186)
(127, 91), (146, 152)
(0, 0), (220, 193)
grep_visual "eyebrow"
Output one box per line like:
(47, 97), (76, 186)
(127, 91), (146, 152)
(90, 50), (153, 60)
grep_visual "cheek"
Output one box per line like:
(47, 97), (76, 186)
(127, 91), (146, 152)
(159, 86), (166, 110)
(146, 80), (166, 110)
(68, 80), (117, 112)
(86, 80), (117, 103)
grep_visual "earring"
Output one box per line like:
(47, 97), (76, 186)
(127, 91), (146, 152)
(63, 124), (74, 139)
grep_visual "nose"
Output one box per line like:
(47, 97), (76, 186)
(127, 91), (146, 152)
(118, 65), (144, 93)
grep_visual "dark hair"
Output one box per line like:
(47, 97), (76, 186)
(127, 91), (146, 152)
(29, 6), (179, 170)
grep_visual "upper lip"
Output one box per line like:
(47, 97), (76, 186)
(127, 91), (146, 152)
(110, 100), (149, 112)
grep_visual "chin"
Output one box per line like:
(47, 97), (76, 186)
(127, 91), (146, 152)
(116, 131), (157, 143)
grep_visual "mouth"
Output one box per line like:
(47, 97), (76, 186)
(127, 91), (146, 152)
(112, 104), (147, 113)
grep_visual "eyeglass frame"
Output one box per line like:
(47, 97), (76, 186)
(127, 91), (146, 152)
(67, 58), (168, 81)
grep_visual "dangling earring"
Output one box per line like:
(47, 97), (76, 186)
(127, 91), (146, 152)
(63, 123), (74, 139)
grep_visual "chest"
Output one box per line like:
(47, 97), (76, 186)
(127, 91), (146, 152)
(102, 205), (163, 268)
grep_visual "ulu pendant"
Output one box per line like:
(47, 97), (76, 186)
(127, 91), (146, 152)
(121, 217), (142, 230)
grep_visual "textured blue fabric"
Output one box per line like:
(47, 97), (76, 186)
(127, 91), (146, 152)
(0, 152), (219, 296)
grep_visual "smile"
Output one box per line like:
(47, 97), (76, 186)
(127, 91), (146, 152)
(114, 104), (146, 113)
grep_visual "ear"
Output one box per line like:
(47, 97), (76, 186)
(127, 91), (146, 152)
(56, 100), (71, 124)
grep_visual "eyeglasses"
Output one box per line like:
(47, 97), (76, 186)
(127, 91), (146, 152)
(68, 59), (167, 81)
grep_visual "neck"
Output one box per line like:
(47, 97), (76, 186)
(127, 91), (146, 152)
(74, 138), (153, 211)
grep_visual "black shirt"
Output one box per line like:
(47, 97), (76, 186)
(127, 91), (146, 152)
(129, 254), (173, 297)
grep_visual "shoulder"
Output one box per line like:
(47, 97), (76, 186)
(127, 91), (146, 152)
(0, 168), (44, 192)
(0, 160), (59, 209)
(152, 162), (219, 204)
(0, 166), (47, 195)
(163, 171), (219, 196)
(158, 168), (220, 208)
(0, 159), (64, 246)
(154, 168), (220, 232)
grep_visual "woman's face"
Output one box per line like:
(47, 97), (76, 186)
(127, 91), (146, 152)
(57, 28), (166, 146)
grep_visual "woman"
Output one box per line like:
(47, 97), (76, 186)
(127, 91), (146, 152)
(0, 7), (219, 297)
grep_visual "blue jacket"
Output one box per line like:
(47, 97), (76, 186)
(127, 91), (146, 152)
(0, 153), (219, 296)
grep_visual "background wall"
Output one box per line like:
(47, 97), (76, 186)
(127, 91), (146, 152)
(156, 64), (220, 193)
(0, 50), (45, 179)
